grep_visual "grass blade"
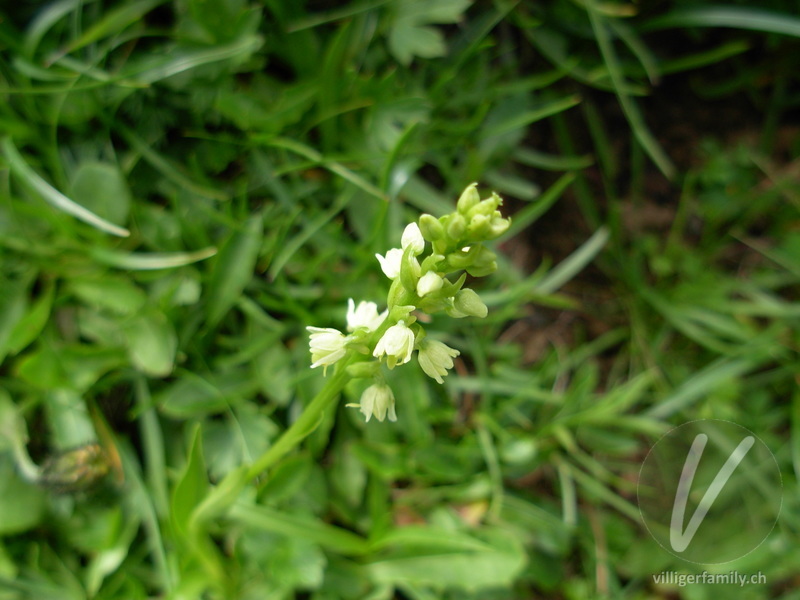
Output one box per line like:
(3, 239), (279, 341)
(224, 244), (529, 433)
(535, 226), (610, 295)
(2, 137), (130, 237)
(89, 246), (217, 269)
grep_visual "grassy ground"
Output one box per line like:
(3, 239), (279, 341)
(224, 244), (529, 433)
(1, 1), (799, 598)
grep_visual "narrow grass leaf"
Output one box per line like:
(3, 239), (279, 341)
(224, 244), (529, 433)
(585, 3), (676, 179)
(264, 137), (387, 202)
(206, 214), (262, 327)
(229, 501), (370, 555)
(6, 280), (52, 354)
(480, 94), (581, 139)
(2, 137), (130, 237)
(130, 34), (263, 84)
(171, 425), (208, 540)
(646, 356), (767, 419)
(58, 0), (166, 56)
(644, 6), (800, 38)
(504, 172), (576, 238)
(114, 124), (228, 201)
(269, 195), (348, 279)
(512, 147), (593, 172)
(89, 246), (217, 270)
(535, 226), (610, 295)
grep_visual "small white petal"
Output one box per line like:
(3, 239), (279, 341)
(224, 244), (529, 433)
(373, 320), (416, 369)
(416, 271), (443, 297)
(353, 382), (396, 423)
(375, 248), (403, 279)
(401, 223), (425, 255)
(307, 326), (348, 372)
(346, 299), (387, 332)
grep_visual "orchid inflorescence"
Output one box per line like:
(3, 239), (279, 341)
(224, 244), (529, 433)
(306, 184), (510, 423)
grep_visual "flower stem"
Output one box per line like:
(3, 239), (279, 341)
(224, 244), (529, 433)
(246, 362), (351, 482)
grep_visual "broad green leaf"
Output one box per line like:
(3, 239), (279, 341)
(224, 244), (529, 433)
(389, 22), (445, 65)
(365, 529), (526, 590)
(387, 0), (472, 65)
(0, 455), (46, 536)
(44, 388), (96, 450)
(69, 276), (146, 315)
(69, 162), (132, 229)
(123, 311), (177, 377)
(157, 369), (259, 418)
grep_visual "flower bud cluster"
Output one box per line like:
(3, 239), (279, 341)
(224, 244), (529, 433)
(307, 184), (510, 423)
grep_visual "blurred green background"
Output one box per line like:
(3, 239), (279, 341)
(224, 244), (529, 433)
(1, 1), (799, 598)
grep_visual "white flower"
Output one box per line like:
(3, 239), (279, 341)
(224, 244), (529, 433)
(416, 271), (443, 297)
(346, 299), (387, 332)
(373, 320), (416, 369)
(375, 248), (403, 279)
(417, 339), (460, 384)
(348, 382), (397, 422)
(401, 223), (425, 255)
(306, 326), (348, 374)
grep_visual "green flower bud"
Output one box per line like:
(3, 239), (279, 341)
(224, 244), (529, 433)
(446, 248), (474, 269)
(467, 213), (491, 239)
(456, 183), (480, 214)
(472, 246), (496, 269)
(446, 213), (467, 241)
(488, 212), (511, 238)
(419, 214), (445, 241)
(466, 246), (497, 277)
(453, 288), (488, 318)
(467, 192), (503, 219)
(466, 262), (497, 277)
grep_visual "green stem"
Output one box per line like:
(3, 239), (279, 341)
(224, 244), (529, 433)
(246, 363), (352, 482)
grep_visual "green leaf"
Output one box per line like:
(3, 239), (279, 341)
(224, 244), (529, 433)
(205, 214), (263, 328)
(0, 275), (28, 365)
(123, 311), (177, 377)
(171, 425), (208, 540)
(89, 246), (217, 270)
(0, 454), (46, 536)
(644, 6), (800, 38)
(6, 280), (54, 356)
(69, 276), (147, 316)
(387, 0), (472, 65)
(389, 22), (445, 65)
(365, 528), (526, 590)
(229, 501), (370, 555)
(60, 0), (165, 55)
(157, 369), (259, 418)
(69, 162), (132, 229)
(1, 137), (130, 237)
